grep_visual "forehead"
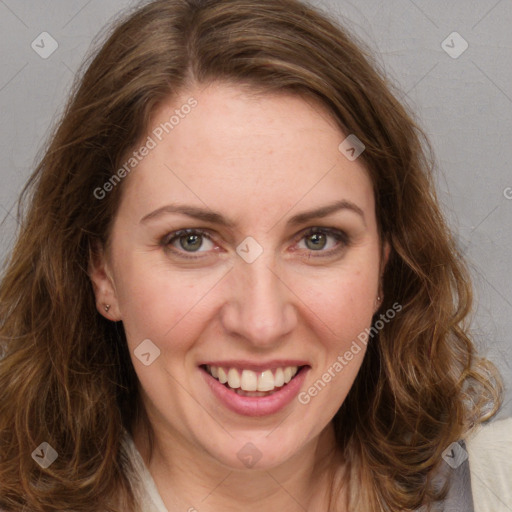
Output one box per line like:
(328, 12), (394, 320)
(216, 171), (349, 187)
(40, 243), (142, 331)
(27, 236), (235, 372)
(118, 83), (375, 229)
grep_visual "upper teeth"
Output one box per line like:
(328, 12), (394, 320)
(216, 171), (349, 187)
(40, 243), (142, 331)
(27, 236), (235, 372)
(206, 365), (299, 392)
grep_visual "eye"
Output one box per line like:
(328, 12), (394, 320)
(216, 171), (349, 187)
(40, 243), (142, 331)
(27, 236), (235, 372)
(163, 228), (216, 254)
(161, 226), (349, 260)
(295, 227), (348, 255)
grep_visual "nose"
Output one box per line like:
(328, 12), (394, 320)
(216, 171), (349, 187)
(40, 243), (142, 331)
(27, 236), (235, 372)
(220, 254), (298, 347)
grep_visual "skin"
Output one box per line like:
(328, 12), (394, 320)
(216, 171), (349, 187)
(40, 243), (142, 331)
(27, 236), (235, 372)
(90, 82), (389, 511)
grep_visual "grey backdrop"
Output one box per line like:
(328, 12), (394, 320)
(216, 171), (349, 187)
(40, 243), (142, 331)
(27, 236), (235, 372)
(0, 0), (511, 418)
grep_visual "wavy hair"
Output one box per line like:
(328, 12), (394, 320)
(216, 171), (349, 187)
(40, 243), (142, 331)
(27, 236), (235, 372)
(0, 0), (502, 510)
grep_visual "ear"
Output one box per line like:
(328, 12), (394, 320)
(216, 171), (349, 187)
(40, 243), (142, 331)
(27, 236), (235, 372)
(380, 239), (391, 276)
(88, 240), (122, 321)
(374, 239), (391, 313)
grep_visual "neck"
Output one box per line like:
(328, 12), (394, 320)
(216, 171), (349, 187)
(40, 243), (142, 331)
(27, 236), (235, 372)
(132, 417), (347, 512)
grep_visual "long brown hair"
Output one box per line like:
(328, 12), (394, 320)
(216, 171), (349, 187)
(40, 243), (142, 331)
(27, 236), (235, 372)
(0, 0), (502, 510)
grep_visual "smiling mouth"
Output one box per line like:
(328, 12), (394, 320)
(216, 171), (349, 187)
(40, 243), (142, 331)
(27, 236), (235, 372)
(201, 364), (307, 397)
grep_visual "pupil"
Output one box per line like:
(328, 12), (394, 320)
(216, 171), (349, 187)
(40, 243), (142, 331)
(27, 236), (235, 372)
(181, 234), (202, 251)
(306, 232), (326, 250)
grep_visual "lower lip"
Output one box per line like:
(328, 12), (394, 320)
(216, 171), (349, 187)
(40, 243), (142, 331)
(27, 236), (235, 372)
(201, 367), (309, 417)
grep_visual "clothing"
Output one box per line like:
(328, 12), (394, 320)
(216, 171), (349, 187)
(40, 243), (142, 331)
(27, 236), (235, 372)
(465, 416), (512, 511)
(123, 416), (512, 511)
(122, 434), (168, 512)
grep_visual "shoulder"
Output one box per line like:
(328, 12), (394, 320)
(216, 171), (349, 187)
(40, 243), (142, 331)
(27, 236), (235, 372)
(464, 416), (512, 511)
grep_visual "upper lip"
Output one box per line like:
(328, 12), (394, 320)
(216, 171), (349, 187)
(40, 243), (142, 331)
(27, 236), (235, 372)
(199, 360), (310, 372)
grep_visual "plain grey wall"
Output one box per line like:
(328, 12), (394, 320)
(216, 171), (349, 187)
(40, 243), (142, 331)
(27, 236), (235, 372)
(0, 0), (510, 418)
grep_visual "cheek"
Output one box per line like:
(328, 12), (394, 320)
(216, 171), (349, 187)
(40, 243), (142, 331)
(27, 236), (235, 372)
(113, 255), (227, 351)
(295, 271), (376, 414)
(297, 267), (378, 345)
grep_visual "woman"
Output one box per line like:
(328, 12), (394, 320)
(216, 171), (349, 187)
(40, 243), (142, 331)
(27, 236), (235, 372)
(0, 0), (509, 510)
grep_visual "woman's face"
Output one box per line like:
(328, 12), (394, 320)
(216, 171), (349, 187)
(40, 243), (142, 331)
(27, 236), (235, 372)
(92, 82), (387, 470)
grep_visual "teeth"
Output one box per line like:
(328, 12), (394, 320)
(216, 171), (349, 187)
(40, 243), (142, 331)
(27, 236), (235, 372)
(274, 367), (285, 387)
(205, 365), (301, 393)
(240, 369), (258, 391)
(218, 367), (228, 384)
(227, 368), (241, 389)
(258, 370), (275, 392)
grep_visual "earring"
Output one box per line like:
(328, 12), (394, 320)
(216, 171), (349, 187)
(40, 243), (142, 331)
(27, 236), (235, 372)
(104, 304), (111, 313)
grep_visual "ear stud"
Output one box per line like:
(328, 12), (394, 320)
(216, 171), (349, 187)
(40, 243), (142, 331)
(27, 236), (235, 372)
(104, 304), (111, 313)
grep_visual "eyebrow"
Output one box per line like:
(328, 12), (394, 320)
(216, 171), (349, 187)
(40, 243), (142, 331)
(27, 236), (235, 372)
(140, 199), (366, 227)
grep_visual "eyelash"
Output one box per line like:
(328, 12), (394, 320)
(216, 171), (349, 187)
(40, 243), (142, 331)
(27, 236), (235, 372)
(160, 227), (350, 260)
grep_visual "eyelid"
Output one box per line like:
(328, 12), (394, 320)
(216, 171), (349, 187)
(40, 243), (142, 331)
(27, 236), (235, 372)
(295, 226), (349, 244)
(162, 227), (214, 245)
